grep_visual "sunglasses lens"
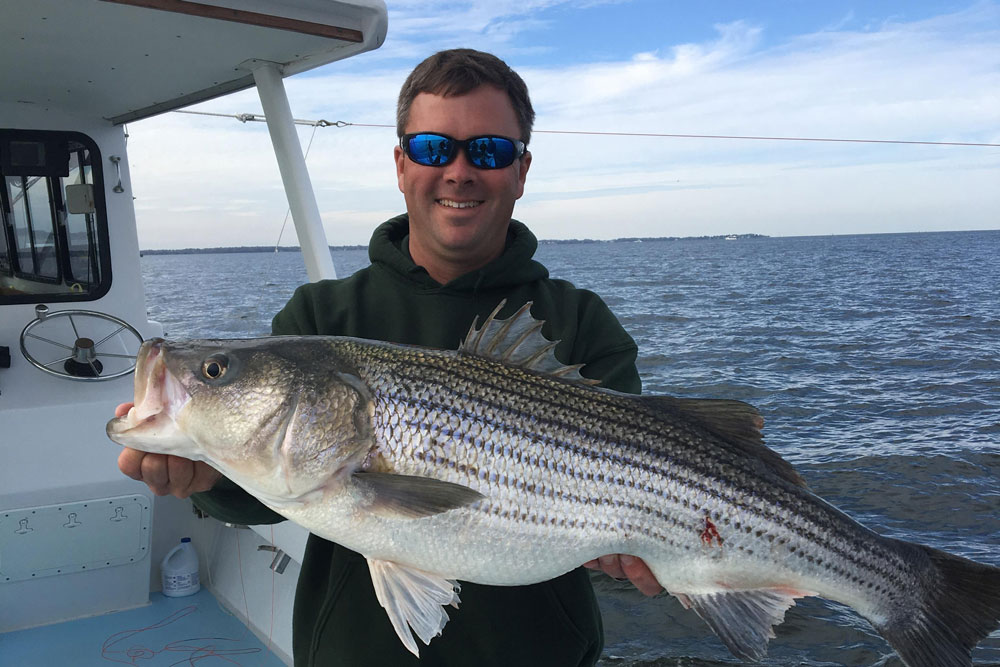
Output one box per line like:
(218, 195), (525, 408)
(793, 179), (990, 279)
(404, 134), (523, 169)
(467, 137), (518, 168)
(406, 134), (454, 166)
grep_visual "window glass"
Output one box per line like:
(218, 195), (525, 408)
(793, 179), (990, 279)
(26, 175), (59, 280)
(0, 190), (10, 277)
(0, 131), (110, 303)
(64, 156), (101, 286)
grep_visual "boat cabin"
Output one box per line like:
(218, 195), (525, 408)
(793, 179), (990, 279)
(0, 1), (387, 662)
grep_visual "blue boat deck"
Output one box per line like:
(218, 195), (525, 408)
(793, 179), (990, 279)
(1, 589), (286, 666)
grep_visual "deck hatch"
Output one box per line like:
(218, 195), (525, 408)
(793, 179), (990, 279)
(0, 495), (151, 583)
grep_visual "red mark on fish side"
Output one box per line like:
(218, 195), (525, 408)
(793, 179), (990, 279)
(700, 517), (723, 547)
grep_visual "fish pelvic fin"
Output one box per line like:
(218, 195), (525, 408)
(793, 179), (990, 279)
(674, 588), (804, 661)
(875, 541), (1000, 667)
(366, 557), (462, 657)
(352, 471), (485, 519)
(645, 396), (807, 488)
(459, 299), (600, 385)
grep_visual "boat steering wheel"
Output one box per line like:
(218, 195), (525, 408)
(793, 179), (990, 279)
(20, 305), (144, 381)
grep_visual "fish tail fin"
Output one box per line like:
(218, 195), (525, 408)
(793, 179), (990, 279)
(876, 542), (1000, 667)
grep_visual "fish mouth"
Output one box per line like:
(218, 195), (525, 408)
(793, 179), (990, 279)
(106, 338), (192, 451)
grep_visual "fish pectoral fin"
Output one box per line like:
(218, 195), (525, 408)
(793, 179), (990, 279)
(366, 557), (462, 657)
(673, 588), (805, 661)
(353, 471), (485, 519)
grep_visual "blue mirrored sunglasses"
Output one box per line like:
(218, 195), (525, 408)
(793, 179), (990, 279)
(401, 133), (526, 170)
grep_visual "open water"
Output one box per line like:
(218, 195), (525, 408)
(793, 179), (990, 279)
(140, 230), (1000, 666)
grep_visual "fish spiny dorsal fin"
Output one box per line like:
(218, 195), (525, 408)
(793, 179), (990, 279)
(459, 300), (599, 385)
(643, 396), (807, 488)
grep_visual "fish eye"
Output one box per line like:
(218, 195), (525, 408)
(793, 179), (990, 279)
(201, 355), (228, 380)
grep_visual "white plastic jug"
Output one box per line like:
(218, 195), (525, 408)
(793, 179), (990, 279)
(161, 537), (200, 597)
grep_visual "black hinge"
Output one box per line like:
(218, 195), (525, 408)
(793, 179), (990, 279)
(0, 345), (9, 396)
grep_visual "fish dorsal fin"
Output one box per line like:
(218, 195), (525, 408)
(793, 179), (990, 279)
(459, 300), (598, 385)
(367, 557), (462, 657)
(674, 588), (804, 661)
(643, 396), (807, 488)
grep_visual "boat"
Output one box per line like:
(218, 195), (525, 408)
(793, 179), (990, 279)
(0, 1), (387, 663)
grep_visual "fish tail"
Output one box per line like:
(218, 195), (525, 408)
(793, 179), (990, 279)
(876, 542), (1000, 667)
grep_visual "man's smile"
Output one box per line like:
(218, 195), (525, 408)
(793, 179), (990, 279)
(437, 198), (483, 209)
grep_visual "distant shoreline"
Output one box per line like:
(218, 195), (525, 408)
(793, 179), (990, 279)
(140, 234), (768, 255)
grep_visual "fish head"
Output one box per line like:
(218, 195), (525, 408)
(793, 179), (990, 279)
(107, 337), (374, 503)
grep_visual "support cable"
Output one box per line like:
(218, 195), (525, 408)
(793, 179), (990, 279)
(171, 109), (1000, 148)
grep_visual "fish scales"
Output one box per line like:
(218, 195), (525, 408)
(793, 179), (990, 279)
(106, 302), (1000, 664)
(344, 339), (913, 602)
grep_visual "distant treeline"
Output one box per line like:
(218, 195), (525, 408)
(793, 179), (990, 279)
(141, 234), (767, 255)
(538, 234), (768, 244)
(141, 245), (363, 255)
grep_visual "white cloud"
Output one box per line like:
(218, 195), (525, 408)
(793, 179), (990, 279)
(127, 3), (1000, 248)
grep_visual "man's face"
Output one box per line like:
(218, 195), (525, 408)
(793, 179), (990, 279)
(394, 85), (531, 281)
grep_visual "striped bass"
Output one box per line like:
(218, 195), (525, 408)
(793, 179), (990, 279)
(107, 302), (1000, 665)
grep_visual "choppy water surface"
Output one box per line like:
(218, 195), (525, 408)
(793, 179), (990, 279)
(141, 230), (1000, 666)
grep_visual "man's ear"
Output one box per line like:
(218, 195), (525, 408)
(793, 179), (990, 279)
(514, 150), (531, 200)
(394, 144), (406, 194)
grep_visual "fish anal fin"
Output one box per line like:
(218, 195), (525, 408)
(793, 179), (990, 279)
(674, 588), (804, 661)
(353, 471), (485, 519)
(646, 396), (807, 488)
(366, 558), (462, 657)
(458, 299), (597, 385)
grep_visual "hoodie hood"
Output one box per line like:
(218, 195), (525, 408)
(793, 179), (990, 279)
(368, 214), (549, 294)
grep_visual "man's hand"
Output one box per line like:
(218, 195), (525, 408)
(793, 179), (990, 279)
(583, 554), (663, 597)
(115, 403), (221, 498)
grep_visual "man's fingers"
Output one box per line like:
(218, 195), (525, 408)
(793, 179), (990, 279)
(620, 555), (663, 597)
(118, 447), (145, 481)
(190, 462), (222, 495)
(115, 402), (134, 418)
(583, 554), (664, 597)
(167, 455), (197, 498)
(598, 554), (627, 580)
(140, 453), (170, 495)
(118, 448), (218, 499)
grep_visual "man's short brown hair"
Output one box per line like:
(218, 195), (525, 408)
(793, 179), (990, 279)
(396, 49), (535, 145)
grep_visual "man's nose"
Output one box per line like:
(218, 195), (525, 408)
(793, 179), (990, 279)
(442, 148), (477, 182)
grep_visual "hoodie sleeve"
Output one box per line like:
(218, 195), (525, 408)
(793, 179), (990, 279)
(190, 477), (284, 525)
(271, 282), (322, 335)
(573, 291), (641, 395)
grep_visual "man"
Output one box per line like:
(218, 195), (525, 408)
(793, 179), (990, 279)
(118, 49), (660, 666)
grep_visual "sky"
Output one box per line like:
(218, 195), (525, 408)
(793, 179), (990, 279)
(127, 0), (1000, 249)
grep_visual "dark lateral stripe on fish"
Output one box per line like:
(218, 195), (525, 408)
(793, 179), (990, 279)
(390, 415), (892, 592)
(380, 383), (838, 540)
(381, 361), (766, 484)
(358, 346), (915, 591)
(376, 393), (907, 595)
(395, 356), (917, 584)
(376, 352), (793, 491)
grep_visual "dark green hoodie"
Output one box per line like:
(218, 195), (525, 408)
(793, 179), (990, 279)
(193, 215), (641, 667)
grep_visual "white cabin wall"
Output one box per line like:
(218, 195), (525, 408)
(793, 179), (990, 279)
(0, 104), (165, 629)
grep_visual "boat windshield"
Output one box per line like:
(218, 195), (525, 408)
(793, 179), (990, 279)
(0, 130), (111, 304)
